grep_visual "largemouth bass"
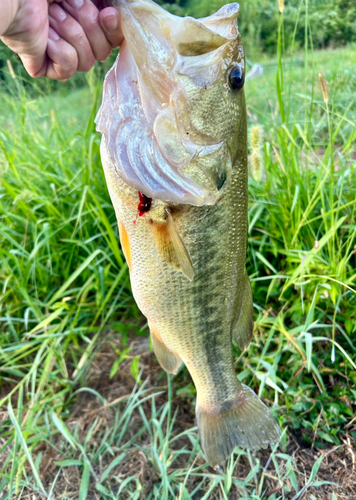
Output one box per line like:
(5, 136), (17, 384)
(96, 0), (280, 466)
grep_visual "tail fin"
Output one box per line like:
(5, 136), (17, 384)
(197, 384), (281, 467)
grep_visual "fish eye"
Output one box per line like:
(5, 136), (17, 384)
(229, 65), (244, 90)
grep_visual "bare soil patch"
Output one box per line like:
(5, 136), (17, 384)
(1, 333), (355, 499)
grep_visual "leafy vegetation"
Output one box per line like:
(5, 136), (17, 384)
(159, 0), (356, 55)
(0, 2), (355, 498)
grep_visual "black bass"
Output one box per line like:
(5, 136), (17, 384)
(96, 0), (280, 466)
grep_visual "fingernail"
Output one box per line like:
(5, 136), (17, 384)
(48, 27), (60, 41)
(103, 13), (118, 31)
(66, 0), (84, 8)
(50, 6), (67, 22)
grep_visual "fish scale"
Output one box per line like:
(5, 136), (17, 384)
(97, 0), (281, 466)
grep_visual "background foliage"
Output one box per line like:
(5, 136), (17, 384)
(160, 0), (356, 54)
(0, 0), (356, 498)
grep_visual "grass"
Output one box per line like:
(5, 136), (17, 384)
(0, 19), (355, 500)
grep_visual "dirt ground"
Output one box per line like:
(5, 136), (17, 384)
(1, 333), (356, 500)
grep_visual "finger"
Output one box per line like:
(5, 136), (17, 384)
(18, 52), (47, 78)
(60, 0), (112, 62)
(48, 3), (95, 72)
(45, 27), (79, 81)
(99, 8), (123, 48)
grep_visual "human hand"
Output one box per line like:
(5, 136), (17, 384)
(0, 0), (123, 81)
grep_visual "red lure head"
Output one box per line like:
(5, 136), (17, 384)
(134, 192), (152, 224)
(138, 192), (152, 215)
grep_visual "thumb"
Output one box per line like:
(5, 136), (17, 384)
(1, 4), (49, 78)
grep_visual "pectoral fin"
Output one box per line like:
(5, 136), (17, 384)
(152, 213), (194, 281)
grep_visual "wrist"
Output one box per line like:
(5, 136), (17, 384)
(0, 0), (21, 37)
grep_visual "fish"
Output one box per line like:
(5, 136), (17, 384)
(96, 0), (281, 467)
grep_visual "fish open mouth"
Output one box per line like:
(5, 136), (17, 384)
(96, 0), (242, 206)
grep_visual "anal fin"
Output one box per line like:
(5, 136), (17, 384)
(232, 274), (254, 350)
(150, 326), (182, 375)
(152, 213), (194, 281)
